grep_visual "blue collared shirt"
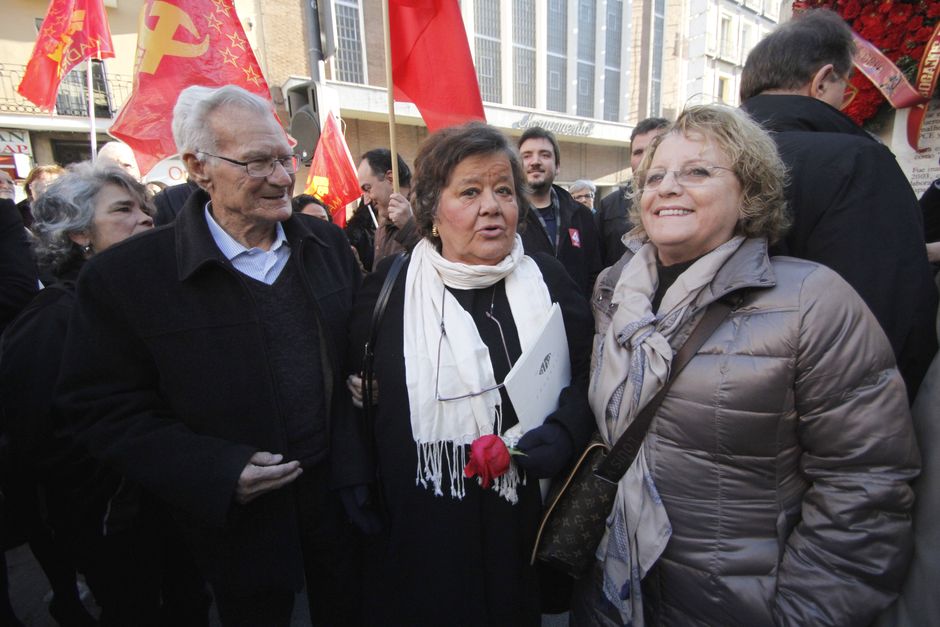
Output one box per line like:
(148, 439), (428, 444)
(205, 204), (291, 284)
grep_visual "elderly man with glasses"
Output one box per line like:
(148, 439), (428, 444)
(55, 85), (364, 626)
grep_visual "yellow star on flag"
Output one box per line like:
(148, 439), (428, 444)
(243, 65), (262, 86)
(220, 47), (239, 68)
(226, 32), (246, 51)
(206, 13), (224, 34)
(211, 0), (231, 17)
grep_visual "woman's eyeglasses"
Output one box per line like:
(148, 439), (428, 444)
(434, 286), (513, 402)
(641, 165), (734, 192)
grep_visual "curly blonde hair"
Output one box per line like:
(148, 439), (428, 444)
(630, 105), (790, 244)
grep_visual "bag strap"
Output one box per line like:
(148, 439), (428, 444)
(361, 252), (408, 420)
(593, 296), (737, 483)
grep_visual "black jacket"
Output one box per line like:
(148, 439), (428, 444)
(742, 94), (938, 400)
(520, 185), (602, 299)
(595, 184), (634, 268)
(347, 252), (594, 625)
(55, 189), (364, 593)
(0, 199), (38, 336)
(153, 180), (200, 226)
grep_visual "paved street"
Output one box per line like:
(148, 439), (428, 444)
(8, 544), (568, 626)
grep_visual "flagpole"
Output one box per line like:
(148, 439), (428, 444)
(382, 0), (399, 193)
(87, 58), (97, 161)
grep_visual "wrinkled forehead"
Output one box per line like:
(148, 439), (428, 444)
(210, 103), (290, 155)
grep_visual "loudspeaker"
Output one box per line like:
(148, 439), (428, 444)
(286, 82), (320, 164)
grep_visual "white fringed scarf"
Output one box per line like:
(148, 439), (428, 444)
(589, 234), (744, 625)
(403, 236), (552, 503)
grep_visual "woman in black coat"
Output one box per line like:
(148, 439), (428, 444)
(343, 123), (595, 626)
(0, 163), (208, 626)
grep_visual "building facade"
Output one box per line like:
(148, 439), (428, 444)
(0, 0), (790, 194)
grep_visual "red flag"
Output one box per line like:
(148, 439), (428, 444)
(18, 0), (115, 111)
(389, 0), (485, 131)
(108, 0), (270, 175)
(304, 112), (360, 228)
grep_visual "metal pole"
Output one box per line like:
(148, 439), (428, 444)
(87, 58), (97, 160)
(303, 0), (323, 82)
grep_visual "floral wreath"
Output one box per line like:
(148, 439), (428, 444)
(795, 0), (939, 129)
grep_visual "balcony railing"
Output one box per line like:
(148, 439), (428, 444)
(0, 62), (133, 118)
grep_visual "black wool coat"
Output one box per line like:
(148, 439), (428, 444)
(520, 184), (603, 300)
(0, 198), (38, 335)
(742, 94), (938, 400)
(54, 189), (364, 594)
(595, 184), (634, 268)
(346, 252), (594, 626)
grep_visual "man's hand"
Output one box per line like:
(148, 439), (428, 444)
(387, 193), (413, 229)
(347, 373), (378, 409)
(235, 451), (302, 505)
(927, 241), (940, 263)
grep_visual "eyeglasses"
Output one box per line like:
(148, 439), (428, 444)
(435, 286), (513, 402)
(200, 152), (299, 178)
(572, 192), (595, 202)
(641, 165), (734, 192)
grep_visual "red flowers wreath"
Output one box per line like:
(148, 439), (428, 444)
(797, 0), (938, 127)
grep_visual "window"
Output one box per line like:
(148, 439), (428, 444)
(650, 0), (665, 116)
(513, 0), (536, 107)
(547, 1), (568, 111)
(576, 0), (596, 117)
(335, 0), (365, 83)
(577, 0), (596, 62)
(741, 24), (752, 59)
(718, 76), (732, 104)
(55, 60), (112, 117)
(603, 68), (620, 121)
(475, 0), (502, 102)
(719, 16), (734, 59)
(604, 0), (623, 121)
(577, 62), (594, 117)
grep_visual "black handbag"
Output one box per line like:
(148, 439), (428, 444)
(360, 252), (408, 422)
(531, 298), (735, 578)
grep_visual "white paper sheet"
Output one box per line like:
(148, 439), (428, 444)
(504, 303), (571, 433)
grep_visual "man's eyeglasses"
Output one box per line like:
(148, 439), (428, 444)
(641, 165), (734, 192)
(200, 152), (299, 178)
(435, 286), (514, 402)
(572, 193), (595, 203)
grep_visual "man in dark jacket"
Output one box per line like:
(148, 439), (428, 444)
(0, 171), (37, 334)
(356, 149), (419, 267)
(595, 117), (670, 267)
(517, 127), (601, 298)
(740, 9), (937, 400)
(55, 85), (365, 626)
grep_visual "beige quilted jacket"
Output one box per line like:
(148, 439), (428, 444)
(590, 237), (920, 626)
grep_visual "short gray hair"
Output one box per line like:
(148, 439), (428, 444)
(172, 85), (274, 156)
(568, 179), (596, 196)
(32, 161), (153, 275)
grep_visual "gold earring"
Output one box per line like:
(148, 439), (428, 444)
(431, 224), (439, 238)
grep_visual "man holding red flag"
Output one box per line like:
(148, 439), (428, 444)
(109, 0), (270, 175)
(18, 0), (114, 110)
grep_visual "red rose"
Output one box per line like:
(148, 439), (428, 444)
(464, 434), (511, 489)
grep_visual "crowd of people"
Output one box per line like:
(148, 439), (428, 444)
(1, 7), (939, 627)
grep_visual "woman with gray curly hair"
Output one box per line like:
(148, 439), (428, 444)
(572, 105), (918, 626)
(0, 162), (175, 626)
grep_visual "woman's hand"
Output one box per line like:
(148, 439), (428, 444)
(515, 422), (573, 478)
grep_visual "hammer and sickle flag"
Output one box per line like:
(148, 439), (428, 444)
(18, 0), (114, 111)
(109, 0), (270, 175)
(304, 112), (361, 228)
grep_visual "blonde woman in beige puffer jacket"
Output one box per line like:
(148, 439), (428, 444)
(572, 106), (920, 627)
